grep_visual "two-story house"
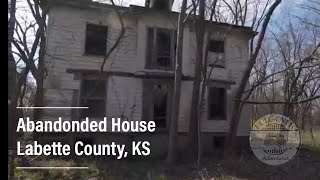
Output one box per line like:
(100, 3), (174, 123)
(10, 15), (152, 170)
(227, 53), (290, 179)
(42, 0), (255, 157)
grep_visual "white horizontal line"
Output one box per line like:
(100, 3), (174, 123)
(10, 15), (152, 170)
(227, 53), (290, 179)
(16, 167), (89, 170)
(16, 107), (89, 109)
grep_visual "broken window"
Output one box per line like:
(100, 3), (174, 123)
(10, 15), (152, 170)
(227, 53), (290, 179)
(85, 24), (108, 56)
(153, 84), (168, 128)
(80, 78), (107, 118)
(142, 80), (172, 129)
(208, 87), (226, 120)
(146, 28), (176, 70)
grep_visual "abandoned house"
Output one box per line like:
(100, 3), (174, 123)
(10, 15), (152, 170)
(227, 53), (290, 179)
(42, 0), (255, 157)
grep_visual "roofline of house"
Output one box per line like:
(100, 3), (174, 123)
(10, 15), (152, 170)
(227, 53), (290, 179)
(46, 0), (258, 38)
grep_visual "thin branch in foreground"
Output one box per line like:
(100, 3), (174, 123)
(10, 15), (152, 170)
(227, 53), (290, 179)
(100, 0), (125, 73)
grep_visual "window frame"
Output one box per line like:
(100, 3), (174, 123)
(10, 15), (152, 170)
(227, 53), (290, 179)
(208, 39), (225, 68)
(209, 40), (225, 53)
(145, 27), (177, 71)
(79, 75), (108, 119)
(84, 23), (108, 56)
(142, 79), (173, 131)
(207, 86), (227, 120)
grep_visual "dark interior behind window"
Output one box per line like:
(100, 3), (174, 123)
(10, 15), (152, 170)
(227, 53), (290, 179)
(85, 24), (108, 55)
(156, 29), (172, 67)
(208, 87), (226, 120)
(80, 79), (106, 118)
(146, 27), (176, 70)
(142, 80), (172, 129)
(153, 84), (168, 128)
(209, 40), (224, 53)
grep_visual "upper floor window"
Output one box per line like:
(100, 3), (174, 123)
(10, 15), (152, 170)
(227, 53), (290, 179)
(209, 40), (224, 53)
(207, 87), (227, 120)
(80, 78), (107, 118)
(146, 27), (176, 70)
(85, 24), (108, 56)
(208, 40), (225, 68)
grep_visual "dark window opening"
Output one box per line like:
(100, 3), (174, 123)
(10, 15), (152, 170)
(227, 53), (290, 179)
(146, 28), (176, 70)
(213, 136), (225, 149)
(208, 87), (226, 120)
(143, 81), (172, 129)
(156, 29), (172, 67)
(209, 40), (224, 53)
(153, 84), (168, 128)
(80, 79), (106, 118)
(85, 24), (108, 56)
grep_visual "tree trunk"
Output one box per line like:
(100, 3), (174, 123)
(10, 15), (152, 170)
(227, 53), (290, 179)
(33, 32), (46, 140)
(8, 0), (17, 179)
(189, 0), (206, 160)
(31, 79), (43, 142)
(8, 69), (29, 180)
(167, 0), (187, 164)
(8, 100), (17, 180)
(195, 0), (218, 163)
(197, 32), (210, 163)
(226, 0), (282, 154)
(196, 0), (218, 163)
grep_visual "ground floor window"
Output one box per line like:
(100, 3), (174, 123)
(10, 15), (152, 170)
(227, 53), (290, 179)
(79, 77), (107, 118)
(142, 80), (172, 129)
(208, 87), (227, 120)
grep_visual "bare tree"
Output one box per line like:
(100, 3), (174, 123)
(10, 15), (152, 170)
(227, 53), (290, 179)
(226, 0), (282, 153)
(167, 0), (187, 164)
(186, 0), (282, 157)
(246, 17), (320, 132)
(295, 0), (320, 28)
(12, 0), (48, 138)
(189, 0), (206, 161)
(197, 0), (218, 163)
(8, 1), (48, 177)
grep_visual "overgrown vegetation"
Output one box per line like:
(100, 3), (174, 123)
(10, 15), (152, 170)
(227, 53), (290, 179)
(301, 130), (320, 151)
(13, 130), (320, 180)
(13, 145), (320, 180)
